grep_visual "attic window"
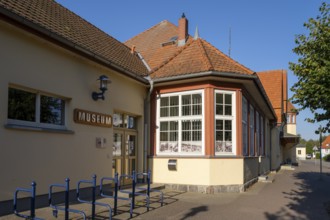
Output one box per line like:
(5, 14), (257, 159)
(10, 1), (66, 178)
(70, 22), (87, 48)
(161, 36), (178, 47)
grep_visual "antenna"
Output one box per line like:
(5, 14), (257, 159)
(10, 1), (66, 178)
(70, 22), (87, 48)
(228, 27), (232, 57)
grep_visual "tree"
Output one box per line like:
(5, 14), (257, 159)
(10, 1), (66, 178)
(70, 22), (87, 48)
(290, 2), (330, 132)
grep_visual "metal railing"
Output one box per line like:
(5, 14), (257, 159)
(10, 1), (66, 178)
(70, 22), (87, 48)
(77, 174), (112, 220)
(49, 178), (86, 220)
(13, 181), (43, 219)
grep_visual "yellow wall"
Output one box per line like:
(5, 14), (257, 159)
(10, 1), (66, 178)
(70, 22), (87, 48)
(150, 158), (244, 186)
(0, 21), (146, 200)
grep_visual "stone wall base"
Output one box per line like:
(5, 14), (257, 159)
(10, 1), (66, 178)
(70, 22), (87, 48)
(165, 178), (258, 194)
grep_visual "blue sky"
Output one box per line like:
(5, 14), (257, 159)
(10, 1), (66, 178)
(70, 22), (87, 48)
(56, 0), (326, 140)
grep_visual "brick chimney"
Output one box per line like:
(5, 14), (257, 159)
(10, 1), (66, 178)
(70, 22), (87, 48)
(178, 13), (188, 46)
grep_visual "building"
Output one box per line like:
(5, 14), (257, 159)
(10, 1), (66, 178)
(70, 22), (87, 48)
(0, 0), (149, 215)
(0, 0), (296, 215)
(295, 143), (307, 161)
(321, 136), (330, 158)
(258, 71), (299, 164)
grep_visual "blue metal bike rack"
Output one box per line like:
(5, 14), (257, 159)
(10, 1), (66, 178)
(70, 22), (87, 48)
(136, 170), (163, 207)
(77, 174), (112, 220)
(49, 178), (86, 220)
(119, 171), (150, 217)
(100, 173), (119, 215)
(13, 181), (43, 220)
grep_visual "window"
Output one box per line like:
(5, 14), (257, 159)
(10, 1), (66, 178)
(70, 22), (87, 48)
(255, 111), (260, 155)
(242, 97), (248, 156)
(215, 90), (236, 155)
(298, 150), (301, 155)
(260, 116), (264, 156)
(157, 90), (204, 155)
(8, 87), (66, 129)
(113, 113), (136, 129)
(249, 105), (255, 156)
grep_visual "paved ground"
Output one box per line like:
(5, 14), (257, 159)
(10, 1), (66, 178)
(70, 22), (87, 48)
(2, 160), (330, 220)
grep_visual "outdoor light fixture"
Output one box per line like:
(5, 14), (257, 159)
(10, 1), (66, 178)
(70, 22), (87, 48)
(92, 75), (111, 101)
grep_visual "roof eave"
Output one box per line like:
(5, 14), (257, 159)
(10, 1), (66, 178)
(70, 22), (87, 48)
(0, 7), (149, 84)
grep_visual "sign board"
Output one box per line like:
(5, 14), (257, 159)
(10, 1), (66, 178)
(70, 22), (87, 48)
(313, 146), (319, 151)
(74, 108), (112, 128)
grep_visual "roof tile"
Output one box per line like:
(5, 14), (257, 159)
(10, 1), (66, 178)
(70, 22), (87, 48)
(0, 0), (149, 76)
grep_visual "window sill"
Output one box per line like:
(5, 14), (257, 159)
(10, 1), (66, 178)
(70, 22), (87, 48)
(4, 124), (74, 134)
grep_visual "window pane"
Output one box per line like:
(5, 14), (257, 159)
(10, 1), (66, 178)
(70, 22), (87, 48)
(192, 94), (202, 104)
(126, 115), (136, 129)
(40, 95), (65, 125)
(216, 120), (223, 130)
(113, 133), (122, 156)
(160, 122), (168, 131)
(182, 106), (190, 116)
(160, 107), (168, 117)
(216, 104), (223, 115)
(216, 93), (223, 104)
(224, 106), (232, 115)
(8, 88), (36, 122)
(160, 97), (169, 107)
(113, 113), (123, 127)
(182, 95), (191, 105)
(225, 120), (232, 130)
(225, 94), (232, 104)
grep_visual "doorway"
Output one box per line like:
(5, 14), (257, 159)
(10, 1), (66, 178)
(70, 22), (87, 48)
(112, 112), (137, 185)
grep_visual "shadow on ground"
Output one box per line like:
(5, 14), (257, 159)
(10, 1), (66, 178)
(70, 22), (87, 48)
(264, 171), (330, 220)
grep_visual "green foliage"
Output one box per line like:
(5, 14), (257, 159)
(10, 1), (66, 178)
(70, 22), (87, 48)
(315, 152), (320, 159)
(323, 154), (330, 161)
(290, 2), (330, 132)
(300, 138), (320, 154)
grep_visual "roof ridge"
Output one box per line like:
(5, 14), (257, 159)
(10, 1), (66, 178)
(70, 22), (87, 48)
(201, 39), (254, 74)
(125, 20), (172, 44)
(196, 38), (213, 71)
(151, 38), (194, 74)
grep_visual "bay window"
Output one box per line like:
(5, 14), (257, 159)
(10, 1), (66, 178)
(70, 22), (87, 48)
(215, 90), (236, 155)
(157, 90), (204, 155)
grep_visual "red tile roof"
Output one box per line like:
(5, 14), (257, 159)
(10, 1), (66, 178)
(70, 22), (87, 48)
(0, 0), (149, 77)
(125, 20), (254, 79)
(257, 70), (288, 123)
(322, 136), (330, 149)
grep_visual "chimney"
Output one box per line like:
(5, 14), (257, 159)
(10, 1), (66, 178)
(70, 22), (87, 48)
(178, 13), (188, 46)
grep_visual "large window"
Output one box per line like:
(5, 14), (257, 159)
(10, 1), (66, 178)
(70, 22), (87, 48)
(8, 87), (67, 129)
(255, 111), (260, 155)
(215, 90), (236, 155)
(260, 115), (264, 156)
(157, 90), (204, 155)
(249, 105), (255, 156)
(242, 97), (248, 156)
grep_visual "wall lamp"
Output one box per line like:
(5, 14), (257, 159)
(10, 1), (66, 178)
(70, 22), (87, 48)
(92, 75), (111, 101)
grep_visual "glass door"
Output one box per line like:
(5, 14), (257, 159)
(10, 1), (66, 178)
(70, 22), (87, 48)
(112, 131), (137, 185)
(112, 112), (138, 185)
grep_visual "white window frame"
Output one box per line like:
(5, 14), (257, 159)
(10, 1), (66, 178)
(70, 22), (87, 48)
(214, 90), (236, 156)
(156, 90), (204, 156)
(7, 86), (68, 130)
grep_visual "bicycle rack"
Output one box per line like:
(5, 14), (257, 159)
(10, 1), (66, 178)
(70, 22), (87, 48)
(13, 181), (43, 220)
(77, 174), (112, 220)
(119, 171), (150, 217)
(49, 178), (86, 220)
(136, 170), (163, 206)
(100, 173), (119, 215)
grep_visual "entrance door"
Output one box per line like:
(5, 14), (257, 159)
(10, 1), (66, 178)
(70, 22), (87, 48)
(112, 131), (137, 185)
